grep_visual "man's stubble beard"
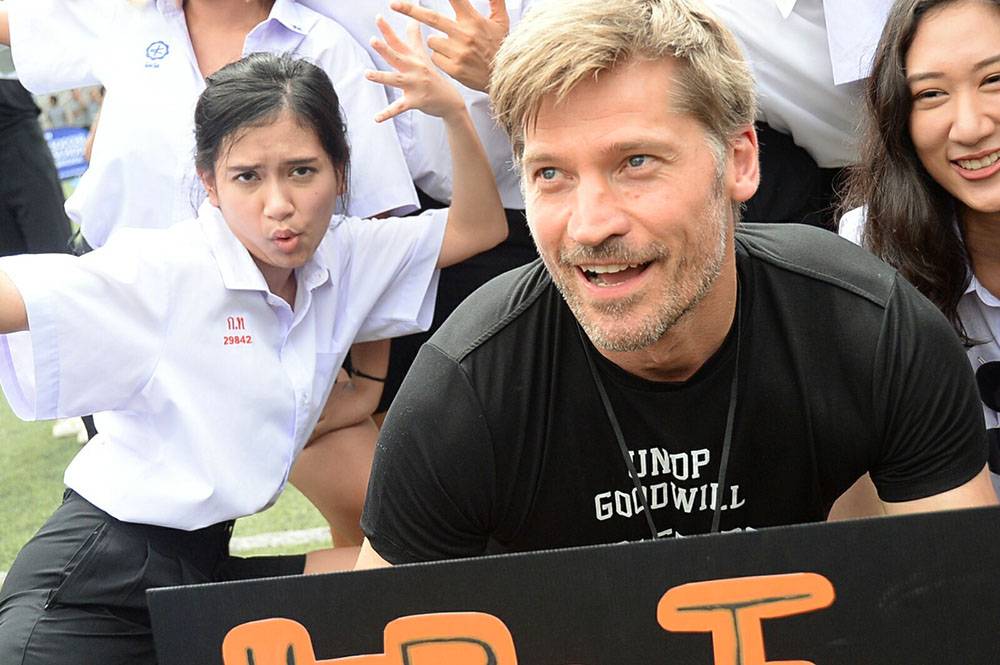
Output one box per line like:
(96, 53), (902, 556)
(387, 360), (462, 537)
(535, 189), (730, 353)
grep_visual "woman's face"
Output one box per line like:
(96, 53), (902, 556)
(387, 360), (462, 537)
(202, 109), (342, 290)
(907, 0), (1000, 215)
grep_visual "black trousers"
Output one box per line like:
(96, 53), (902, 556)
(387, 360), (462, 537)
(744, 121), (844, 232)
(0, 117), (73, 256)
(0, 490), (304, 665)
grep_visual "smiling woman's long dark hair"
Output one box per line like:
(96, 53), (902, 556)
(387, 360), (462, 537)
(840, 0), (1000, 343)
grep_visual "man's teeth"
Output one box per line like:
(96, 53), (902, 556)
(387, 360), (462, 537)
(586, 263), (639, 274)
(957, 151), (1000, 170)
(583, 263), (643, 286)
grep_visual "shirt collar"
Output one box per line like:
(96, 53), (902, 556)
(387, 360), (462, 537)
(153, 0), (316, 42)
(774, 0), (798, 19)
(965, 272), (1000, 308)
(196, 199), (332, 294)
(246, 0), (318, 52)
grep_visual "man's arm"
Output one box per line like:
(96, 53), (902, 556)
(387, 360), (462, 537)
(882, 464), (998, 515)
(359, 342), (497, 564)
(864, 274), (994, 513)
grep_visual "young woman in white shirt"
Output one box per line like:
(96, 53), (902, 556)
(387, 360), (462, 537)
(838, 0), (1000, 509)
(0, 0), (413, 550)
(0, 21), (505, 664)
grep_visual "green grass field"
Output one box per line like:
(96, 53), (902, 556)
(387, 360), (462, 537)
(0, 395), (329, 573)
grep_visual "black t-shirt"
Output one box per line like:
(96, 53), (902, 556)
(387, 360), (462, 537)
(362, 224), (987, 564)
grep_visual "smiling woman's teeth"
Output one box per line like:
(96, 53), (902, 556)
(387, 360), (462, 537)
(957, 150), (1000, 170)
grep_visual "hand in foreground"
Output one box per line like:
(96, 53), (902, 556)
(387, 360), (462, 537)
(366, 16), (467, 123)
(389, 0), (509, 92)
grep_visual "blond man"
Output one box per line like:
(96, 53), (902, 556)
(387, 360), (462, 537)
(356, 0), (995, 568)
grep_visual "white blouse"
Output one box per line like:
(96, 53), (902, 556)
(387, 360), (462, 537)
(0, 201), (446, 529)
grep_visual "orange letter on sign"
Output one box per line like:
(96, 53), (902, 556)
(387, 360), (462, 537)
(222, 617), (319, 665)
(657, 572), (835, 665)
(222, 612), (518, 665)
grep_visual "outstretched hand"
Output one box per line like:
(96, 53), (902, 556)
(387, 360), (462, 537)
(389, 0), (509, 92)
(366, 16), (467, 123)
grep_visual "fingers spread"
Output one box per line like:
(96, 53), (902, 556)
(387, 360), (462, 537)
(488, 0), (510, 23)
(446, 0), (479, 20)
(374, 14), (409, 54)
(390, 0), (459, 34)
(425, 34), (461, 60)
(405, 17), (425, 53)
(365, 68), (407, 89)
(374, 98), (410, 123)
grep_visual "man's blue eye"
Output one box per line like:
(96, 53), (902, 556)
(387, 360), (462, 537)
(628, 155), (647, 167)
(539, 167), (557, 180)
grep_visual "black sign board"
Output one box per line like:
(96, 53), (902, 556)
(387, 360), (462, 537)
(149, 506), (1000, 664)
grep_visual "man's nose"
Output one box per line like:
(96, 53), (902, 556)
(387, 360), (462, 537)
(566, 175), (630, 246)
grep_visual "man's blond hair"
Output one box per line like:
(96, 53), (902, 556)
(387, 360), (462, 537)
(490, 0), (756, 163)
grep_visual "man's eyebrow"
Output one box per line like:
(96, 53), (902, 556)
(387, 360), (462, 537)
(907, 53), (1000, 84)
(603, 139), (678, 156)
(522, 140), (678, 167)
(521, 151), (558, 168)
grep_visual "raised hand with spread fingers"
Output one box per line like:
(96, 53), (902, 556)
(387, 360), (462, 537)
(366, 15), (507, 270)
(387, 0), (509, 92)
(367, 16), (467, 122)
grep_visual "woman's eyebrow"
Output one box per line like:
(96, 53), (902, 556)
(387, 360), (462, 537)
(907, 54), (1000, 84)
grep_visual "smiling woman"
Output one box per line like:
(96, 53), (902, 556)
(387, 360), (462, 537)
(0, 41), (504, 665)
(840, 0), (1000, 503)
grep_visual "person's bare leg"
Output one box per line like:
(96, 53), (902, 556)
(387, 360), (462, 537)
(290, 418), (378, 546)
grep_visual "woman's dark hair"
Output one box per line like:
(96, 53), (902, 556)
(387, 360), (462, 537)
(194, 52), (350, 204)
(840, 0), (1000, 344)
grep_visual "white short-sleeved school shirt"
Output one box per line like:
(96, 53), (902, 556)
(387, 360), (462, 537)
(8, 0), (418, 247)
(299, 0), (535, 209)
(0, 201), (445, 529)
(706, 0), (890, 167)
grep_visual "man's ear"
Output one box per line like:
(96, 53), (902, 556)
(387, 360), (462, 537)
(199, 169), (221, 208)
(726, 124), (760, 204)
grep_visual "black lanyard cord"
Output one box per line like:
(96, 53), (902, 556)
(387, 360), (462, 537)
(577, 321), (660, 539)
(576, 288), (741, 539)
(711, 297), (741, 533)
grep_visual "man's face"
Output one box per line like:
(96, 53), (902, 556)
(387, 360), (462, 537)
(521, 58), (756, 353)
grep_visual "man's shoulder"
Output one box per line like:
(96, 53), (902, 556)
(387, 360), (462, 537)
(428, 259), (558, 362)
(736, 222), (899, 309)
